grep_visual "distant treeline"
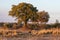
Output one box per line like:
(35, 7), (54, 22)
(0, 22), (60, 30)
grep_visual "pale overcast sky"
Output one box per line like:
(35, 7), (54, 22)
(0, 0), (60, 23)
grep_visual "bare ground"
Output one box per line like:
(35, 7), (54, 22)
(0, 34), (60, 40)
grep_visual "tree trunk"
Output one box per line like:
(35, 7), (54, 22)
(22, 21), (29, 30)
(24, 21), (27, 28)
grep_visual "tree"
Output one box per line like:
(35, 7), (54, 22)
(56, 19), (59, 24)
(9, 2), (38, 29)
(37, 11), (50, 23)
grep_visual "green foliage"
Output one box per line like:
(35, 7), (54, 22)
(9, 2), (38, 22)
(0, 23), (4, 26)
(45, 23), (60, 29)
(28, 24), (39, 30)
(37, 11), (50, 23)
(3, 23), (13, 28)
(45, 24), (51, 29)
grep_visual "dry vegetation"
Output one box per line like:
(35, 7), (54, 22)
(0, 23), (60, 37)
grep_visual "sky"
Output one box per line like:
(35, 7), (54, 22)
(0, 0), (60, 23)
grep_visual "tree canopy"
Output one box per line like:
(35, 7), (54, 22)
(9, 2), (38, 22)
(37, 11), (50, 23)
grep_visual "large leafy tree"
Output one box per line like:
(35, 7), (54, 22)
(9, 2), (50, 30)
(9, 2), (38, 29)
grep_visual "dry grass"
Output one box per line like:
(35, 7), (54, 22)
(0, 27), (59, 40)
(0, 27), (59, 36)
